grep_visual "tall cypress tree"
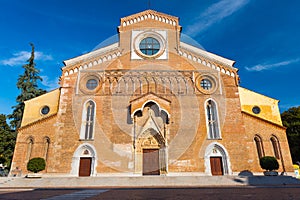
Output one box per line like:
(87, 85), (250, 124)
(8, 43), (46, 129)
(0, 114), (16, 169)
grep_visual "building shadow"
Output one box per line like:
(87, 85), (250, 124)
(234, 170), (300, 186)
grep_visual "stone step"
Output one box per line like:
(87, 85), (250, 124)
(1, 175), (299, 188)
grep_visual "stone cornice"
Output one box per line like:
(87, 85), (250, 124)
(242, 111), (285, 129)
(62, 44), (122, 77)
(63, 43), (119, 67)
(179, 42), (238, 79)
(120, 10), (179, 28)
(18, 113), (57, 131)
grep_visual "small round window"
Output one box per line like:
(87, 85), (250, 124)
(86, 79), (98, 90)
(252, 106), (261, 114)
(139, 37), (160, 56)
(200, 79), (212, 90)
(41, 106), (50, 115)
(196, 75), (217, 94)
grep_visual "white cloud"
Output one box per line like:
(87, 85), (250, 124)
(245, 58), (300, 71)
(185, 0), (250, 36)
(0, 51), (53, 67)
(41, 76), (59, 90)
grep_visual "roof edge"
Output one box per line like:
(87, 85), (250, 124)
(180, 42), (236, 68)
(242, 111), (285, 129)
(121, 9), (179, 21)
(63, 42), (119, 67)
(24, 88), (60, 103)
(238, 86), (279, 102)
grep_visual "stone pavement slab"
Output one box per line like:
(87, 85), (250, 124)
(1, 175), (300, 188)
(2, 187), (300, 200)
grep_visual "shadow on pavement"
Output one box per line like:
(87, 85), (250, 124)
(234, 170), (300, 186)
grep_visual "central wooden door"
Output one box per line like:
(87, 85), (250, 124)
(210, 157), (223, 176)
(143, 149), (160, 175)
(79, 157), (92, 177)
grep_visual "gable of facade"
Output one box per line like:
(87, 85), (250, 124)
(10, 10), (293, 177)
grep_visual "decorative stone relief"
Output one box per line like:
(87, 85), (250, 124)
(77, 69), (221, 96)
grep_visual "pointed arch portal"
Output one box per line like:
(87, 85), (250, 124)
(70, 143), (97, 177)
(136, 128), (167, 175)
(204, 142), (231, 176)
(132, 99), (168, 175)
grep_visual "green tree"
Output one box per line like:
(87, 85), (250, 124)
(259, 156), (279, 171)
(8, 43), (46, 129)
(281, 106), (300, 163)
(27, 157), (46, 173)
(0, 114), (16, 168)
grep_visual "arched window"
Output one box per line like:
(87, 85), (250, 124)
(44, 137), (50, 161)
(205, 99), (220, 139)
(26, 137), (34, 162)
(270, 136), (281, 159)
(80, 100), (96, 140)
(254, 135), (264, 159)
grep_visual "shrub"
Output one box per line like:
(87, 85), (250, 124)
(27, 157), (46, 173)
(259, 156), (279, 171)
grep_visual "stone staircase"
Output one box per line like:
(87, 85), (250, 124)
(0, 175), (300, 188)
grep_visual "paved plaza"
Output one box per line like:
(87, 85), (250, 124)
(1, 186), (300, 200)
(1, 175), (300, 199)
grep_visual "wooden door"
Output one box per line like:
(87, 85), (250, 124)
(79, 157), (92, 177)
(210, 157), (223, 176)
(143, 149), (160, 175)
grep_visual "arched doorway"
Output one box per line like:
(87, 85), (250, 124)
(135, 128), (167, 175)
(79, 157), (92, 176)
(143, 148), (160, 175)
(204, 142), (231, 176)
(71, 143), (97, 177)
(210, 157), (223, 176)
(132, 100), (169, 175)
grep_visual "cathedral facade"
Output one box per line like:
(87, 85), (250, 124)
(11, 10), (293, 177)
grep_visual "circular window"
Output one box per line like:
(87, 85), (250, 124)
(41, 106), (50, 115)
(252, 106), (261, 114)
(86, 79), (98, 90)
(133, 31), (166, 59)
(196, 75), (217, 94)
(139, 37), (160, 56)
(200, 79), (212, 90)
(80, 74), (101, 94)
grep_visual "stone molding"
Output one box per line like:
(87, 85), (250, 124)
(76, 69), (222, 96)
(120, 9), (179, 28)
(63, 45), (122, 77)
(179, 43), (238, 79)
(18, 113), (57, 131)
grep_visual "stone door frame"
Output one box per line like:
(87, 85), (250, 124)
(71, 143), (97, 176)
(204, 142), (231, 175)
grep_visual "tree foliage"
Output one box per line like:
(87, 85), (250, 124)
(8, 43), (46, 129)
(259, 156), (279, 171)
(0, 114), (16, 168)
(27, 157), (46, 173)
(281, 106), (300, 163)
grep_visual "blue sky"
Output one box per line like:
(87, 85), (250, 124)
(0, 0), (299, 115)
